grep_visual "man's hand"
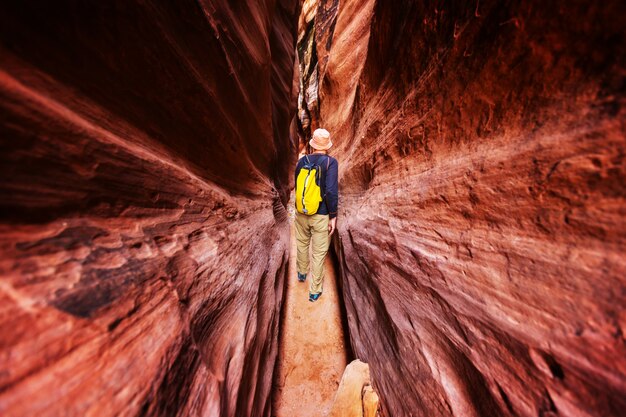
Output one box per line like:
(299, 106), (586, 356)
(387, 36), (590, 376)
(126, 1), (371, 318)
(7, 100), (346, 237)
(328, 217), (337, 235)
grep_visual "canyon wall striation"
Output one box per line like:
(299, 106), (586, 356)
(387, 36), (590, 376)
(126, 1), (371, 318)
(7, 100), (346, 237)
(316, 1), (626, 416)
(0, 1), (299, 416)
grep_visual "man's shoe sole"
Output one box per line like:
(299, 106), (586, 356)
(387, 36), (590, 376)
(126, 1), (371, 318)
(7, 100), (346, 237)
(308, 293), (321, 302)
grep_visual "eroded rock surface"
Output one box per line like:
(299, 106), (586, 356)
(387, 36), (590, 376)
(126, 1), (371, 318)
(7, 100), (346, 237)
(319, 1), (626, 416)
(296, 0), (340, 144)
(0, 1), (299, 416)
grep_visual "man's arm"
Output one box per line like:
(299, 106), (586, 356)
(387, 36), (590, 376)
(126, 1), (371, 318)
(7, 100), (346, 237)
(325, 157), (338, 234)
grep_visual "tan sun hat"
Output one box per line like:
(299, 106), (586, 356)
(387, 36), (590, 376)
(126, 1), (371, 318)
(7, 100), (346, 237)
(309, 128), (332, 150)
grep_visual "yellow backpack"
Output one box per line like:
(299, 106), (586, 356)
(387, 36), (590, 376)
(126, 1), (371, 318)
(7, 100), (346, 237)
(295, 155), (329, 215)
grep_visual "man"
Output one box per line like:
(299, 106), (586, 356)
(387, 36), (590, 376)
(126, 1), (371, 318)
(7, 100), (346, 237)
(294, 128), (338, 302)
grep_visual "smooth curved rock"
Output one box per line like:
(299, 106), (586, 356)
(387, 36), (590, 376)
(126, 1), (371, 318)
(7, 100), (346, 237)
(329, 359), (378, 417)
(0, 1), (299, 416)
(320, 1), (626, 416)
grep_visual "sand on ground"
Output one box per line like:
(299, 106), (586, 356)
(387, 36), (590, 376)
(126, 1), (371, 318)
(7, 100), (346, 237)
(272, 217), (348, 417)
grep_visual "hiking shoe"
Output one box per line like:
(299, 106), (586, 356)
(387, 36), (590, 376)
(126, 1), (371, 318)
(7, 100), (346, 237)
(308, 293), (321, 302)
(297, 272), (307, 282)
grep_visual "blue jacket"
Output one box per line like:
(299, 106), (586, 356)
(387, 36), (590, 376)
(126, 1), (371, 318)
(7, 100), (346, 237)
(295, 153), (338, 218)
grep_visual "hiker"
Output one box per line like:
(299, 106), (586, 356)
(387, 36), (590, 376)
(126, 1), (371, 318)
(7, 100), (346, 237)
(294, 128), (339, 302)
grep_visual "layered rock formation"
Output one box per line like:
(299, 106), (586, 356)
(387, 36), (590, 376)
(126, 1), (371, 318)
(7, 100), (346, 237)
(296, 0), (321, 141)
(315, 1), (626, 416)
(0, 1), (299, 416)
(295, 0), (340, 146)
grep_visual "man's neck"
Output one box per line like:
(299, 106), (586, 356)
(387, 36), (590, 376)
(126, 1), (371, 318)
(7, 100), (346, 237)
(311, 151), (327, 155)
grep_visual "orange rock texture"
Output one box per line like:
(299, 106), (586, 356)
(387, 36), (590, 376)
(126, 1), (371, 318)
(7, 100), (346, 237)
(1, 1), (625, 416)
(315, 1), (626, 416)
(0, 1), (299, 416)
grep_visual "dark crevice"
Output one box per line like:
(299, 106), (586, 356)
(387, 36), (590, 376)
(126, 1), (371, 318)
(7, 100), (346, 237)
(328, 236), (356, 362)
(496, 382), (516, 415)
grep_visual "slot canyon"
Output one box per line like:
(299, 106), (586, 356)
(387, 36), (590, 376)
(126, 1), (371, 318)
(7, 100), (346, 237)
(0, 0), (624, 416)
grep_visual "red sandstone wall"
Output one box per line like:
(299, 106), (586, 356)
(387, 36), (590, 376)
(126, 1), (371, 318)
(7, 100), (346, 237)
(0, 1), (299, 416)
(321, 1), (626, 416)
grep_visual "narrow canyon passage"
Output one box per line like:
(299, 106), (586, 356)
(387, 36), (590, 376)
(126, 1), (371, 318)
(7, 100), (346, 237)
(272, 216), (348, 417)
(0, 1), (625, 417)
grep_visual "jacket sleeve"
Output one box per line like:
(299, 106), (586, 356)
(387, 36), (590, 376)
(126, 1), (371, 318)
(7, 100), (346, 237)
(325, 157), (339, 219)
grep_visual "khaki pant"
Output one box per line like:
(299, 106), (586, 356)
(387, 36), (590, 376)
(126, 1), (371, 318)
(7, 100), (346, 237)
(294, 212), (330, 295)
